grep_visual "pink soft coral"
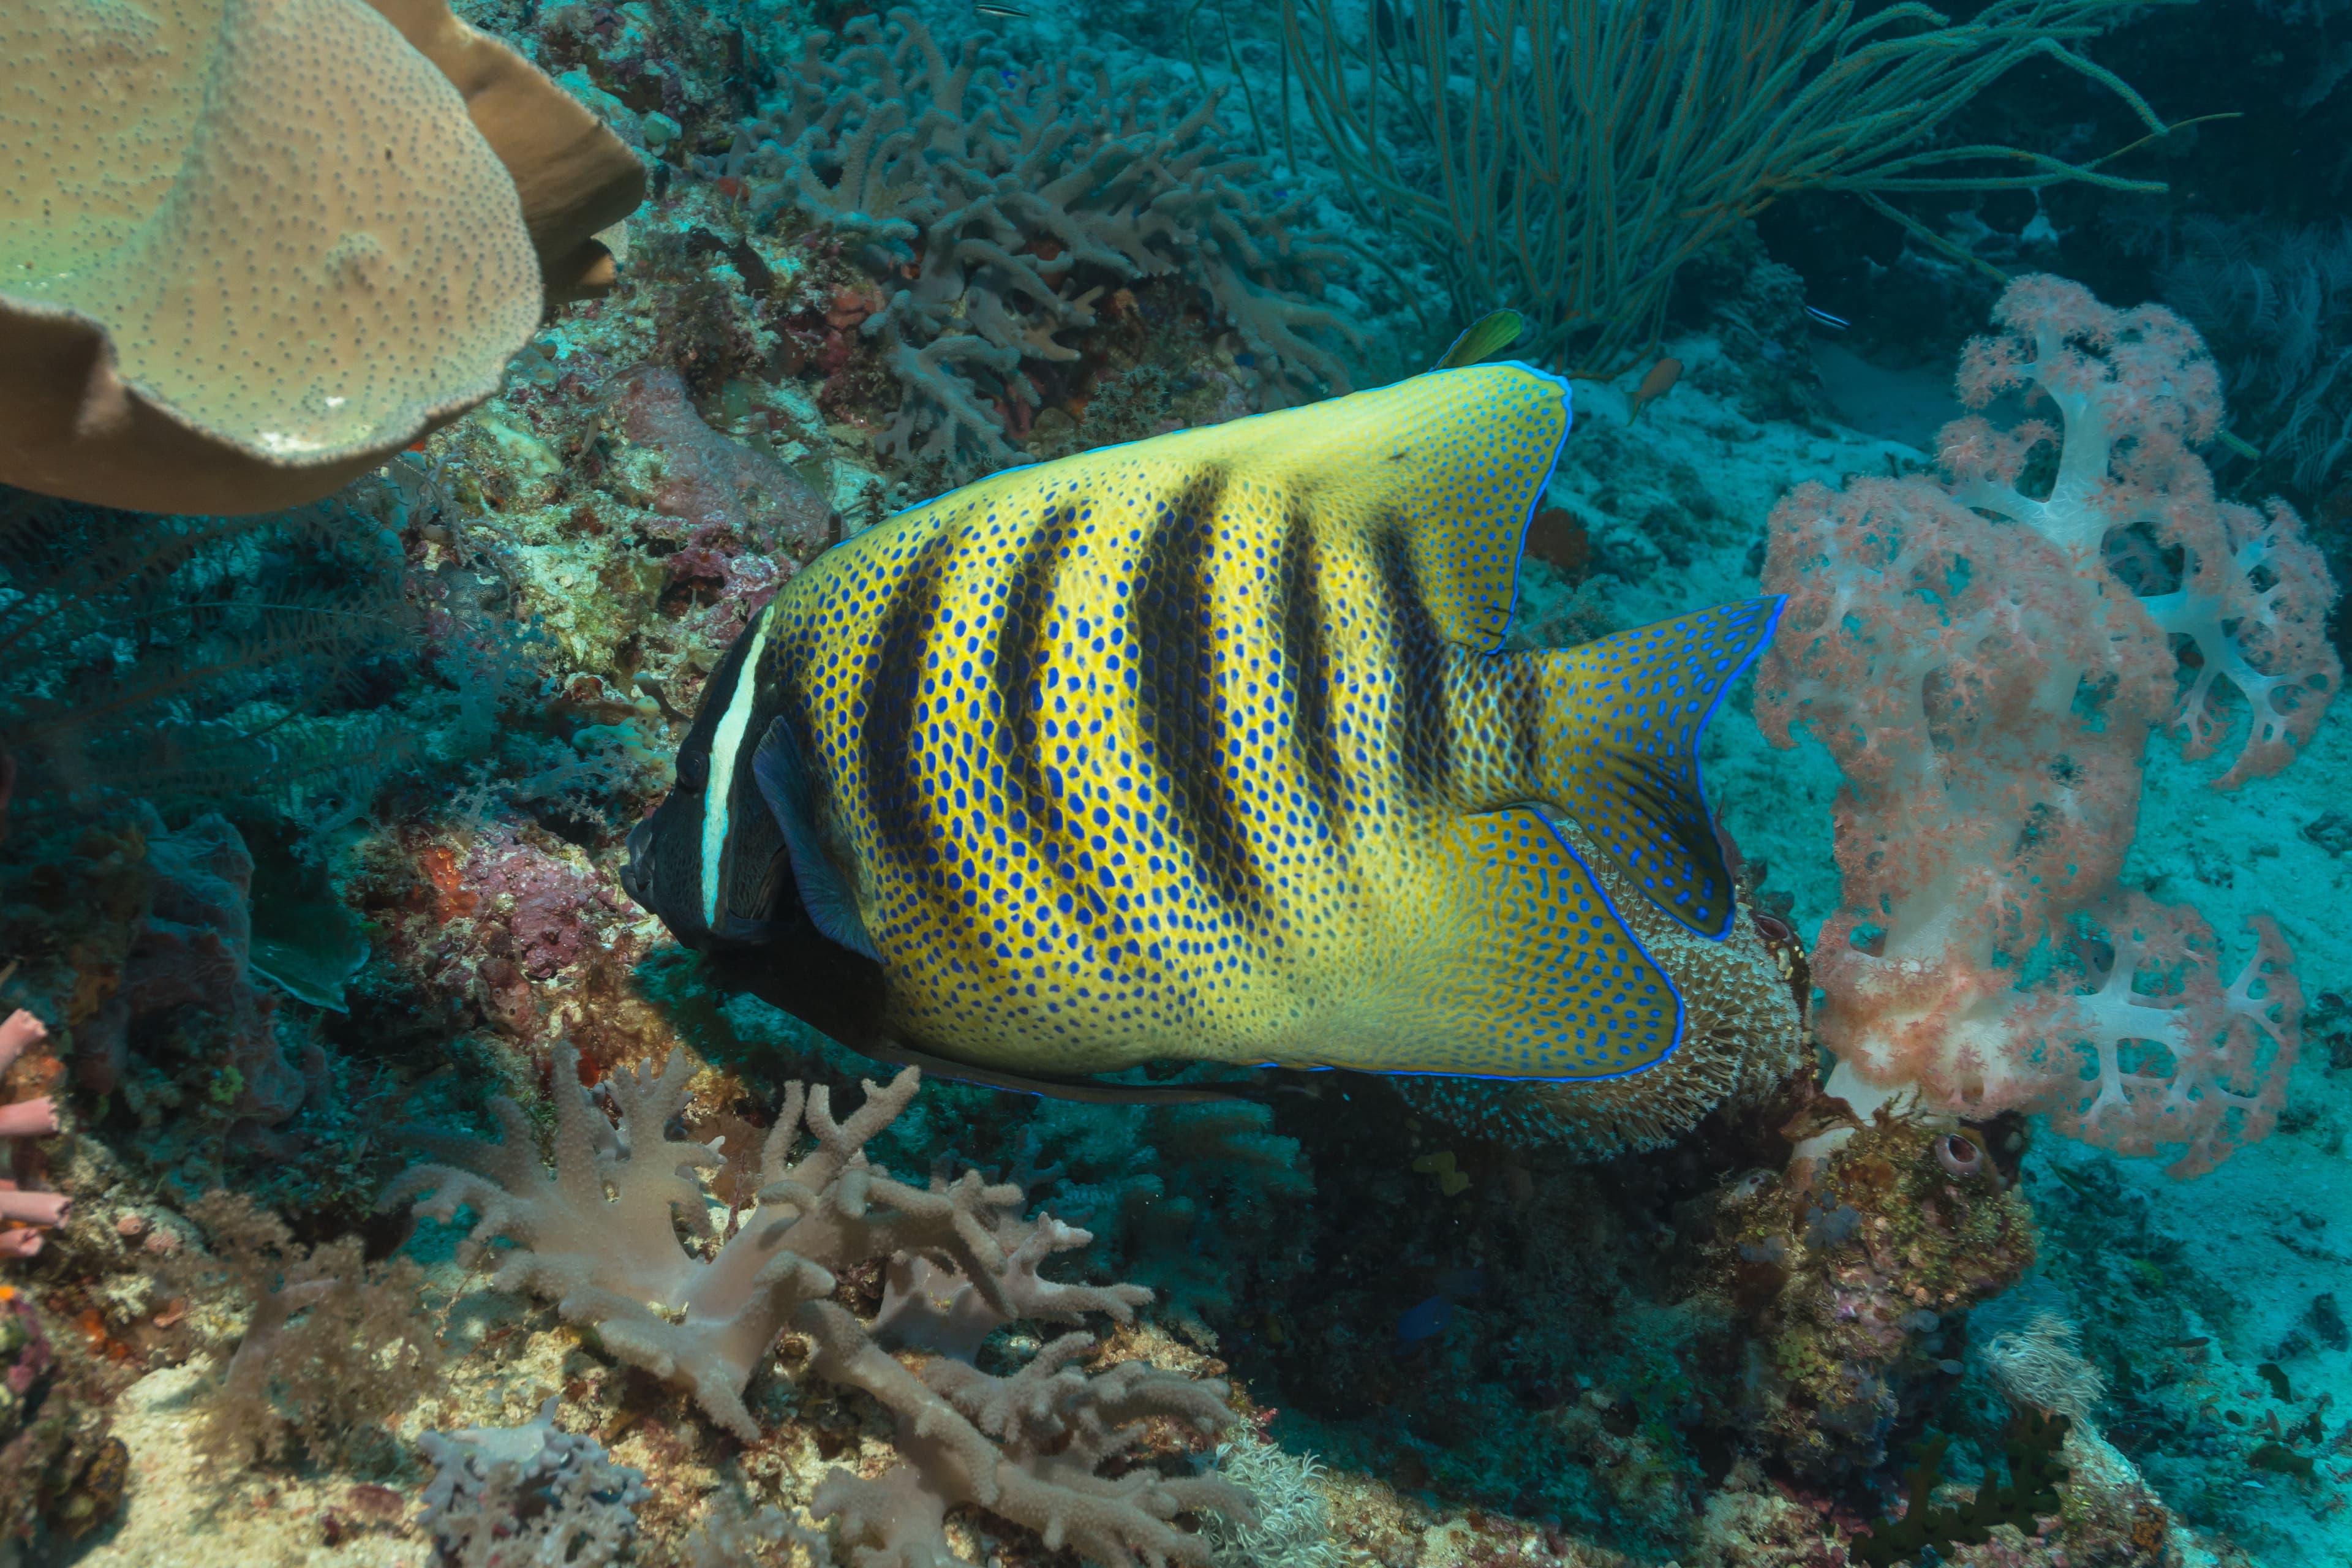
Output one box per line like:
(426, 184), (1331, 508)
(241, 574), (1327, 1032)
(1759, 276), (2330, 1175)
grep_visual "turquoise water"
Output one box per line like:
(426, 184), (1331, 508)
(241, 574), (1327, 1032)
(0, 1), (2346, 1564)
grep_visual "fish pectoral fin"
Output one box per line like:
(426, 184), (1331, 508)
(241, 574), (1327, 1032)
(751, 714), (882, 962)
(1542, 596), (1785, 939)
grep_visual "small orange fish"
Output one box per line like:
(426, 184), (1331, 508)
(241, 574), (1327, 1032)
(1629, 356), (1682, 422)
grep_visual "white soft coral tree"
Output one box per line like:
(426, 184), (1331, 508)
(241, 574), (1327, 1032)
(1759, 276), (2335, 1176)
(388, 1045), (1250, 1567)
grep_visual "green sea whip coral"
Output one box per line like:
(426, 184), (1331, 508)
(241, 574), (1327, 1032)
(1282, 0), (2191, 376)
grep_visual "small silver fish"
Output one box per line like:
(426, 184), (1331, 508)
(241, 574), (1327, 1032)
(1804, 305), (1849, 330)
(974, 1), (1032, 16)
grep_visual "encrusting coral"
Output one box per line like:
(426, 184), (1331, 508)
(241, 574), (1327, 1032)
(0, 0), (639, 515)
(390, 1045), (1253, 1566)
(418, 1396), (653, 1567)
(1760, 276), (2332, 1175)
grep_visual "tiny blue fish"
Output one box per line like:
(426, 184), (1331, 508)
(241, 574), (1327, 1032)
(1804, 304), (1849, 330)
(1396, 1295), (1452, 1346)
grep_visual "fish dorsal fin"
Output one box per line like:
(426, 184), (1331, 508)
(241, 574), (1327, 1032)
(1394, 363), (1567, 650)
(1541, 597), (1785, 938)
(752, 713), (882, 962)
(1210, 363), (1571, 652)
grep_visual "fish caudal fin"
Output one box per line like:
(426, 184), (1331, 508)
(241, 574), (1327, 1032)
(1540, 597), (1784, 938)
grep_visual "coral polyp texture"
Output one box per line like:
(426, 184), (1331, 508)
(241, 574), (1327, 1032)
(389, 1046), (1250, 1565)
(0, 0), (641, 516)
(1758, 275), (2336, 1176)
(713, 7), (1358, 472)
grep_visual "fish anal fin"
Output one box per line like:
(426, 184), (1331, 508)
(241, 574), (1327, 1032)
(1540, 596), (1785, 938)
(1302, 808), (1682, 1079)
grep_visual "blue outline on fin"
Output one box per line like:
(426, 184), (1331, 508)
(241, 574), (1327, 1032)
(1463, 360), (1575, 657)
(1674, 592), (1790, 942)
(1286, 805), (1688, 1082)
(752, 714), (883, 962)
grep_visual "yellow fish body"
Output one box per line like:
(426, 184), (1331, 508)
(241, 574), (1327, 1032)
(624, 364), (1785, 1093)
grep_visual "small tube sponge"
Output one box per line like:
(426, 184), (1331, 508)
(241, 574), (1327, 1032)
(1758, 276), (2329, 1175)
(0, 1009), (67, 1259)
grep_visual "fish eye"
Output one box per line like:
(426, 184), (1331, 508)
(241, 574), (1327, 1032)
(678, 748), (709, 790)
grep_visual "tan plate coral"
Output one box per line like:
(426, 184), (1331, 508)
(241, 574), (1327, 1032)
(0, 0), (642, 516)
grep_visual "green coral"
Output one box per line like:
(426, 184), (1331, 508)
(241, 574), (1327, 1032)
(1856, 1413), (2071, 1567)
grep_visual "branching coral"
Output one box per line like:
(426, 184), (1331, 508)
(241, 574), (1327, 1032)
(718, 9), (1357, 471)
(389, 1046), (1251, 1566)
(1759, 276), (2332, 1175)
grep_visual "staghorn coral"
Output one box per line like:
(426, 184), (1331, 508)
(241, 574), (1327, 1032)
(1760, 276), (2331, 1175)
(715, 9), (1357, 473)
(683, 1491), (835, 1567)
(418, 1396), (652, 1568)
(389, 1046), (1252, 1566)
(806, 1302), (1249, 1568)
(391, 1046), (1126, 1435)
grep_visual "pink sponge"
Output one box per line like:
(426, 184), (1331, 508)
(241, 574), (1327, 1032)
(1759, 276), (2331, 1175)
(1, 1009), (67, 1254)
